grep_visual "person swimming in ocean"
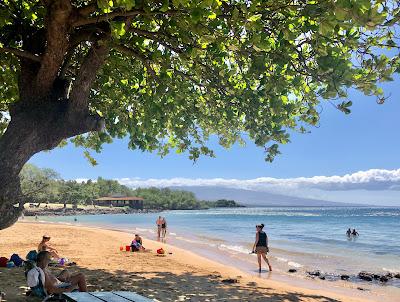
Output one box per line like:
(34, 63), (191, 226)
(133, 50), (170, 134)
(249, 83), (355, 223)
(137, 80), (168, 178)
(352, 229), (359, 236)
(252, 223), (272, 273)
(346, 228), (352, 237)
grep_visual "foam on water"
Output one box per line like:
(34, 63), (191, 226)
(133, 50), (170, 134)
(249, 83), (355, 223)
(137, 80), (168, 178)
(218, 244), (250, 254)
(288, 261), (304, 268)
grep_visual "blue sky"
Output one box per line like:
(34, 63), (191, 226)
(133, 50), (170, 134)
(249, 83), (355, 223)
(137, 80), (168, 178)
(30, 76), (400, 205)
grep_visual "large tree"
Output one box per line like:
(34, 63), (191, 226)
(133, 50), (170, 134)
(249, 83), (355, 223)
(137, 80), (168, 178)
(0, 0), (399, 229)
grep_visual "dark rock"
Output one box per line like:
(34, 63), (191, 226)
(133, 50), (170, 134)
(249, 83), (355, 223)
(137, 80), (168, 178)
(341, 275), (350, 280)
(288, 269), (297, 273)
(373, 274), (380, 280)
(380, 276), (389, 282)
(308, 271), (321, 277)
(319, 276), (326, 280)
(394, 273), (400, 279)
(357, 287), (367, 291)
(221, 278), (238, 284)
(358, 272), (373, 281)
(385, 273), (393, 279)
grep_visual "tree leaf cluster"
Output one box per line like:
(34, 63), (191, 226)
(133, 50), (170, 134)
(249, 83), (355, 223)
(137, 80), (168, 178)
(1, 0), (399, 162)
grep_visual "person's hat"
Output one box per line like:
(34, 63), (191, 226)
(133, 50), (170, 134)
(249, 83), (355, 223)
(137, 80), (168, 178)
(42, 235), (51, 239)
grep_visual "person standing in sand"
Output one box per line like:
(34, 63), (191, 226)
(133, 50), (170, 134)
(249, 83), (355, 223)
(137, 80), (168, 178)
(156, 216), (163, 237)
(252, 224), (272, 273)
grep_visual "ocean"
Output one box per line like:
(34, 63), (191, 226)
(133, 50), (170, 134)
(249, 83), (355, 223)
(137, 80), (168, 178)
(34, 207), (400, 293)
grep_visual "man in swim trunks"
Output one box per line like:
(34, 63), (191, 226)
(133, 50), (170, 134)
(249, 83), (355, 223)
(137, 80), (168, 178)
(27, 251), (87, 294)
(156, 216), (163, 238)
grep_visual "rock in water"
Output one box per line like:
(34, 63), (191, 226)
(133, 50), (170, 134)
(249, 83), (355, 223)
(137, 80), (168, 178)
(394, 273), (400, 279)
(385, 273), (393, 279)
(380, 276), (389, 282)
(358, 272), (373, 282)
(288, 269), (297, 273)
(341, 275), (350, 280)
(308, 271), (321, 277)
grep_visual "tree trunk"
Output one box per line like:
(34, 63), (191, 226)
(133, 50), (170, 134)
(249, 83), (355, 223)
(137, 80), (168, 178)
(0, 99), (103, 230)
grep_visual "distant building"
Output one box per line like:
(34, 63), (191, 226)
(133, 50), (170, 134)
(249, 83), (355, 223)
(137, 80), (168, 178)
(94, 196), (144, 209)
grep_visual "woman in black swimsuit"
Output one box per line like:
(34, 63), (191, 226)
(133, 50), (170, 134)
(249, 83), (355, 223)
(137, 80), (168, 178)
(161, 217), (167, 238)
(252, 224), (272, 273)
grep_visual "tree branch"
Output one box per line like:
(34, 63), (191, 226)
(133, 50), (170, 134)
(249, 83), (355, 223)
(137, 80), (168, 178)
(70, 41), (110, 108)
(74, 9), (143, 27)
(35, 0), (73, 98)
(0, 47), (41, 62)
(73, 9), (183, 28)
(114, 44), (156, 77)
(128, 28), (185, 54)
(76, 2), (97, 17)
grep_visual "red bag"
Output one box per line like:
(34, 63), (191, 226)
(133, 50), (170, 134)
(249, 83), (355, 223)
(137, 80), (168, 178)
(157, 248), (165, 255)
(0, 257), (8, 267)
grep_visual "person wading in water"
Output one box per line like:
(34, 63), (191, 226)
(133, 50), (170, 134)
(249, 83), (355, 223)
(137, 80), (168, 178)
(252, 223), (272, 273)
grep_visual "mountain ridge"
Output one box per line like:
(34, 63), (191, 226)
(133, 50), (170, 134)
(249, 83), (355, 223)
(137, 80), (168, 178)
(169, 186), (364, 207)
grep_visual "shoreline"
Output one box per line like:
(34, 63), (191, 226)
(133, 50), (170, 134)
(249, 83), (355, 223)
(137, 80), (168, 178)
(0, 221), (395, 301)
(27, 214), (400, 291)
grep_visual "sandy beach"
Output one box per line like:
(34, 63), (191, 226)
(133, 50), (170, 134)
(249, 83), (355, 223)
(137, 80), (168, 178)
(0, 222), (381, 301)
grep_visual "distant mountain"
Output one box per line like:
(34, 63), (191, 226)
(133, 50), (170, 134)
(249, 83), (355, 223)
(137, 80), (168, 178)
(169, 186), (361, 207)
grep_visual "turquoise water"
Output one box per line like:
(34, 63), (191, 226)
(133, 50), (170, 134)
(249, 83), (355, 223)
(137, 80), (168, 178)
(36, 207), (400, 285)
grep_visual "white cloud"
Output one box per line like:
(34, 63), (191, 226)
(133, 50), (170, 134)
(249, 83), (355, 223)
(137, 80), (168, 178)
(116, 168), (400, 192)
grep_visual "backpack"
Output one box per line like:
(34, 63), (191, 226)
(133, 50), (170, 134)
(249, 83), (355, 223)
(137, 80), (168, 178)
(10, 254), (24, 267)
(26, 250), (38, 262)
(0, 257), (8, 267)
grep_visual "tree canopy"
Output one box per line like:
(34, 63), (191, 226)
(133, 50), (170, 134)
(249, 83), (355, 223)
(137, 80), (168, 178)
(20, 164), (242, 210)
(1, 0), (399, 162)
(0, 0), (399, 228)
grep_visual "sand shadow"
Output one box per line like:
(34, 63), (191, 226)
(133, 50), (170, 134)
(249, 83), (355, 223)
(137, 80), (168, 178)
(0, 265), (343, 302)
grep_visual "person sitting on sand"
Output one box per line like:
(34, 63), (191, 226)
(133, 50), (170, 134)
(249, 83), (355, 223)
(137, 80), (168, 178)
(352, 229), (359, 236)
(135, 234), (143, 245)
(38, 235), (60, 259)
(252, 223), (272, 273)
(27, 251), (87, 295)
(156, 216), (163, 237)
(131, 234), (145, 252)
(346, 228), (352, 237)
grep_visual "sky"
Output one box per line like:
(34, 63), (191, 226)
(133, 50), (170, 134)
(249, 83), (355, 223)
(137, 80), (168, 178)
(30, 76), (400, 206)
